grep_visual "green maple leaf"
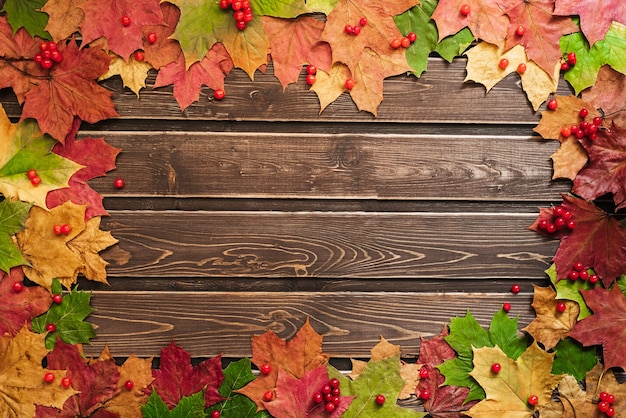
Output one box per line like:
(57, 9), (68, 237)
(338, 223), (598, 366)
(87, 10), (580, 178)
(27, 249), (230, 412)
(1, 0), (50, 39)
(31, 279), (95, 349)
(0, 199), (32, 273)
(438, 310), (530, 403)
(548, 263), (595, 320)
(251, 0), (311, 18)
(143, 391), (206, 418)
(300, 0), (340, 14)
(328, 356), (426, 418)
(551, 337), (598, 381)
(394, 0), (473, 77)
(207, 358), (271, 418)
(561, 22), (626, 94)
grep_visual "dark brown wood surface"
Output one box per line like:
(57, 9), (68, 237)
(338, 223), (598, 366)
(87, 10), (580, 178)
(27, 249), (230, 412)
(2, 58), (567, 361)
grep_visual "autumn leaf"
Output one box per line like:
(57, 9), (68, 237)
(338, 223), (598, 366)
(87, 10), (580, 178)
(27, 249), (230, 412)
(501, 0), (578, 77)
(0, 199), (31, 272)
(150, 341), (224, 409)
(20, 38), (119, 142)
(465, 343), (562, 418)
(551, 338), (597, 381)
(32, 279), (96, 349)
(550, 137), (589, 181)
(0, 326), (77, 417)
(142, 391), (206, 418)
(237, 318), (329, 410)
(40, 0), (86, 42)
(432, 0), (509, 45)
(581, 65), (626, 128)
(547, 263), (595, 320)
(46, 119), (121, 220)
(0, 106), (83, 209)
(220, 17), (269, 79)
(142, 1), (182, 70)
(310, 62), (352, 112)
(554, 0), (626, 46)
(251, 0), (313, 18)
(99, 53), (152, 95)
(0, 267), (51, 336)
(569, 286), (626, 370)
(321, 0), (418, 73)
(523, 285), (578, 350)
(78, 0), (164, 60)
(464, 42), (560, 110)
(101, 353), (154, 418)
(1, 0), (50, 39)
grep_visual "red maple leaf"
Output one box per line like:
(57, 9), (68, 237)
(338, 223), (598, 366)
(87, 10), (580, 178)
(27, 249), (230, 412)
(261, 15), (332, 90)
(569, 286), (626, 370)
(502, 0), (579, 76)
(20, 38), (118, 142)
(46, 119), (121, 220)
(573, 122), (626, 211)
(530, 194), (626, 286)
(154, 43), (233, 111)
(431, 0), (509, 46)
(418, 327), (477, 417)
(0, 267), (51, 336)
(37, 340), (120, 417)
(265, 366), (354, 418)
(142, 1), (183, 70)
(149, 341), (224, 409)
(79, 0), (164, 60)
(554, 0), (626, 46)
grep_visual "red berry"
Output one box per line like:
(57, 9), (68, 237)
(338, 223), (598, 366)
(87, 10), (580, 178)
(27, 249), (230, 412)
(599, 392), (609, 402)
(242, 0), (251, 7)
(407, 32), (417, 43)
(219, 0), (229, 8)
(589, 274), (599, 284)
(359, 17), (367, 26)
(31, 176), (41, 186)
(554, 217), (566, 229)
(306, 65), (317, 75)
(114, 178), (125, 189)
(460, 4), (470, 15)
(419, 368), (429, 379)
(233, 10), (245, 21)
(134, 51), (145, 61)
(332, 387), (341, 396)
(147, 32), (158, 44)
(313, 392), (323, 403)
(344, 78), (355, 90)
(598, 401), (609, 413)
(573, 261), (584, 271)
(517, 63), (526, 74)
(390, 38), (402, 49)
(556, 301), (566, 312)
(579, 108), (589, 118)
(41, 58), (53, 69)
(53, 224), (63, 235)
(42, 49), (52, 59)
(515, 25), (525, 36)
(547, 98), (558, 110)
(560, 126), (571, 137)
(210, 411), (221, 418)
(546, 223), (557, 233)
(375, 394), (385, 405)
(607, 407), (615, 417)
(502, 303), (511, 312)
(325, 402), (335, 412)
(46, 42), (57, 52)
(491, 363), (501, 373)
(332, 395), (341, 405)
(51, 50), (63, 63)
(568, 270), (579, 281)
(588, 132), (598, 141)
(321, 384), (332, 395)
(39, 41), (48, 51)
(511, 284), (521, 294)
(344, 24), (353, 34)
(27, 169), (37, 179)
(44, 372), (55, 383)
(607, 394), (615, 404)
(214, 89), (226, 100)
(236, 20), (246, 30)
(593, 116), (603, 125)
(121, 15), (131, 27)
(324, 393), (333, 402)
(498, 58), (509, 69)
(399, 37), (410, 48)
(60, 224), (71, 235)
(351, 26), (361, 36)
(61, 377), (72, 388)
(329, 378), (340, 388)
(566, 220), (576, 230)
(538, 219), (548, 229)
(527, 395), (539, 406)
(305, 73), (316, 87)
(53, 294), (63, 304)
(567, 52), (576, 65)
(418, 389), (430, 400)
(562, 210), (573, 220)
(579, 270), (589, 280)
(12, 282), (23, 292)
(561, 62), (570, 71)
(46, 323), (56, 333)
(232, 0), (242, 10)
(125, 380), (134, 390)
(34, 53), (43, 63)
(260, 363), (271, 375)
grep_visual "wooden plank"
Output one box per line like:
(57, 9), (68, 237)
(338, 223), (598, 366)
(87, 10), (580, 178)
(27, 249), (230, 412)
(102, 211), (557, 280)
(0, 59), (573, 124)
(85, 291), (535, 358)
(89, 131), (568, 201)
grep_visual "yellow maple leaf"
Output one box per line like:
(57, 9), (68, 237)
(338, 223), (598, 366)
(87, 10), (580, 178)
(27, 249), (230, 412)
(99, 53), (152, 96)
(550, 137), (588, 180)
(0, 327), (78, 417)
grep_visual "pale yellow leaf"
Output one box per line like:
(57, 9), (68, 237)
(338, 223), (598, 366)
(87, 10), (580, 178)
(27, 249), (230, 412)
(311, 62), (352, 113)
(99, 54), (152, 96)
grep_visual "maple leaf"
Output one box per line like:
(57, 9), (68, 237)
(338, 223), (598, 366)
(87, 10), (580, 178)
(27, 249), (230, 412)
(321, 0), (418, 74)
(261, 15), (331, 90)
(523, 285), (578, 350)
(237, 318), (329, 410)
(581, 65), (626, 128)
(550, 137), (589, 181)
(150, 341), (224, 409)
(142, 391), (206, 418)
(46, 119), (121, 220)
(0, 199), (31, 272)
(547, 263), (595, 320)
(265, 366), (354, 418)
(418, 327), (477, 418)
(554, 0), (626, 46)
(154, 42), (234, 111)
(78, 0), (164, 60)
(20, 38), (119, 142)
(32, 279), (96, 349)
(464, 42), (560, 110)
(101, 353), (154, 418)
(99, 53), (152, 96)
(15, 202), (85, 290)
(0, 106), (83, 209)
(251, 0), (314, 18)
(431, 0), (509, 46)
(220, 17), (270, 79)
(1, 0), (50, 39)
(551, 338), (597, 381)
(438, 310), (530, 403)
(501, 0), (578, 76)
(573, 122), (626, 210)
(530, 194), (626, 286)
(395, 1), (473, 77)
(0, 326), (77, 417)
(0, 267), (51, 336)
(569, 286), (626, 370)
(40, 0), (86, 42)
(310, 62), (352, 112)
(465, 342), (562, 418)
(142, 1), (182, 70)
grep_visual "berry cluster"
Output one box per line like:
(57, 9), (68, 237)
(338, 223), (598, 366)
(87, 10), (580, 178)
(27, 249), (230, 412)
(537, 205), (576, 234)
(344, 17), (367, 36)
(53, 223), (72, 236)
(305, 65), (317, 85)
(34, 41), (63, 70)
(219, 0), (254, 31)
(390, 32), (417, 49)
(566, 261), (599, 284)
(561, 52), (577, 72)
(312, 377), (342, 413)
(560, 107), (604, 141)
(598, 391), (617, 417)
(27, 169), (41, 186)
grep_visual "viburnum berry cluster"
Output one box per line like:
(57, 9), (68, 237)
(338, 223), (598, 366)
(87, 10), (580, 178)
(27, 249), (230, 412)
(305, 65), (317, 85)
(311, 377), (342, 413)
(560, 107), (604, 141)
(537, 205), (576, 234)
(390, 31), (417, 49)
(53, 223), (72, 236)
(344, 17), (367, 36)
(219, 0), (254, 31)
(26, 169), (41, 186)
(561, 51), (577, 72)
(598, 391), (617, 417)
(34, 41), (63, 70)
(566, 261), (599, 283)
